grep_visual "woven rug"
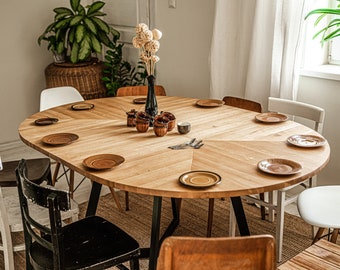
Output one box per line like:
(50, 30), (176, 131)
(1, 192), (325, 269)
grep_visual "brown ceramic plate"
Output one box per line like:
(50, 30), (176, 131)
(257, 159), (302, 175)
(179, 171), (221, 188)
(71, 103), (94, 110)
(34, 117), (59, 126)
(42, 133), (79, 146)
(83, 154), (125, 170)
(255, 113), (288, 123)
(133, 98), (147, 104)
(287, 134), (326, 148)
(196, 99), (225, 107)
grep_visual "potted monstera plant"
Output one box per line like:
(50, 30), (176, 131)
(38, 0), (118, 64)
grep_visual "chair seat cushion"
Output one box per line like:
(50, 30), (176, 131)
(29, 216), (140, 269)
(298, 185), (340, 228)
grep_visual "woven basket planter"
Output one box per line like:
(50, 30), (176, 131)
(45, 58), (107, 100)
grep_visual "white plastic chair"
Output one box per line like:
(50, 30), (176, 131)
(297, 185), (340, 244)
(0, 158), (79, 270)
(40, 86), (124, 210)
(230, 97), (325, 262)
(40, 87), (85, 198)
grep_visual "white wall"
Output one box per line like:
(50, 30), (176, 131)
(0, 0), (338, 186)
(0, 0), (66, 143)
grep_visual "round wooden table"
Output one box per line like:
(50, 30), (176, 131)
(19, 96), (330, 269)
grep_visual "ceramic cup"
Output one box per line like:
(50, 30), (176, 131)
(177, 122), (191, 134)
(161, 111), (176, 131)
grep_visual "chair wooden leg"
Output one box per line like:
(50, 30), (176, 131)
(109, 188), (123, 212)
(259, 192), (266, 220)
(313, 228), (325, 244)
(52, 162), (61, 185)
(331, 229), (339, 243)
(207, 198), (214, 237)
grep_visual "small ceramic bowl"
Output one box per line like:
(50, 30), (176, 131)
(177, 122), (191, 134)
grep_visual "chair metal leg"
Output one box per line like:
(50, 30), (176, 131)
(207, 198), (214, 237)
(125, 191), (129, 211)
(259, 193), (266, 220)
(276, 190), (285, 262)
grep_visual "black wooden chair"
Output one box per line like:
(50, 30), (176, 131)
(16, 159), (140, 270)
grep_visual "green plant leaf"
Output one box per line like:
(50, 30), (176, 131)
(70, 42), (79, 63)
(70, 0), (80, 12)
(90, 34), (102, 53)
(84, 17), (97, 34)
(75, 24), (85, 43)
(70, 15), (84, 26)
(54, 7), (73, 15)
(78, 34), (91, 60)
(87, 1), (105, 15)
(88, 11), (106, 18)
(91, 17), (110, 33)
(55, 18), (72, 30)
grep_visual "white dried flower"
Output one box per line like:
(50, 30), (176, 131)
(151, 55), (160, 63)
(140, 52), (150, 62)
(132, 36), (144, 48)
(140, 30), (153, 42)
(152, 29), (162, 40)
(136, 23), (149, 33)
(144, 40), (160, 53)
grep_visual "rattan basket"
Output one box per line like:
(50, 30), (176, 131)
(45, 58), (107, 100)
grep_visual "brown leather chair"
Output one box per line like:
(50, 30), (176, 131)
(116, 85), (166, 96)
(157, 235), (276, 270)
(223, 96), (262, 113)
(207, 96), (263, 237)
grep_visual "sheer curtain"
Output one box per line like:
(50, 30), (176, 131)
(210, 0), (306, 109)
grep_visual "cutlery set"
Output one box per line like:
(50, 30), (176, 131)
(168, 138), (204, 150)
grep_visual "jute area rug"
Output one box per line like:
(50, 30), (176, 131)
(2, 192), (330, 269)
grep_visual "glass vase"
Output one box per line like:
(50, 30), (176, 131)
(145, 75), (158, 126)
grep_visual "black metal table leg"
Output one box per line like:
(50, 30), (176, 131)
(148, 196), (163, 270)
(85, 181), (102, 217)
(231, 196), (250, 236)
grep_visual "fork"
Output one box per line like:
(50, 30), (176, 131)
(168, 138), (196, 150)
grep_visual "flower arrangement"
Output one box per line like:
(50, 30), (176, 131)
(132, 23), (162, 76)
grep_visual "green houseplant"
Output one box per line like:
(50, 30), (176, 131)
(305, 0), (340, 44)
(102, 32), (147, 96)
(38, 0), (118, 64)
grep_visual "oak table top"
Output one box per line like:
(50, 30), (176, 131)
(278, 239), (340, 270)
(19, 96), (331, 270)
(18, 96), (330, 199)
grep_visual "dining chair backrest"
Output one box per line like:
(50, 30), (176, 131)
(40, 86), (84, 111)
(116, 85), (166, 96)
(156, 235), (276, 270)
(223, 96), (262, 113)
(268, 97), (325, 133)
(16, 159), (139, 270)
(16, 159), (72, 269)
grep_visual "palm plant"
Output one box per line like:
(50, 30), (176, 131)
(38, 0), (118, 63)
(305, 0), (340, 44)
